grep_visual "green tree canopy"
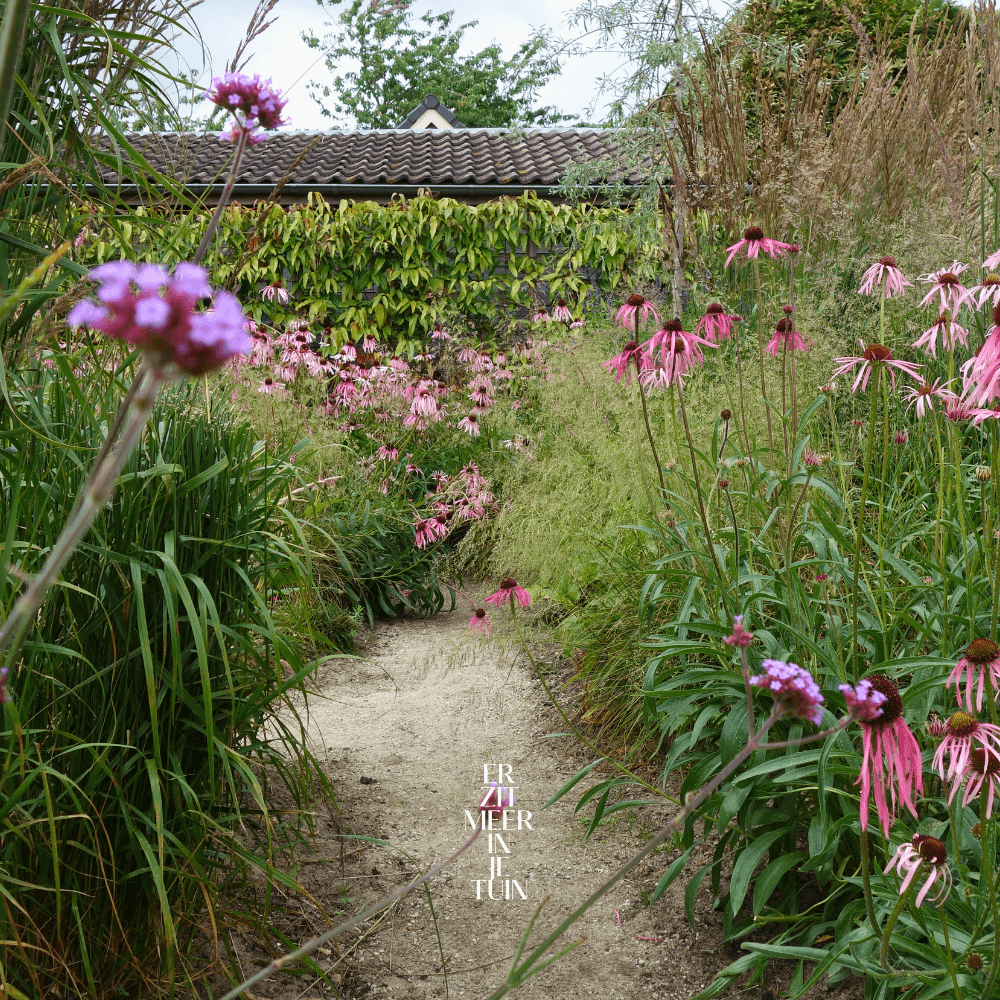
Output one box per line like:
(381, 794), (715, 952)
(303, 1), (570, 128)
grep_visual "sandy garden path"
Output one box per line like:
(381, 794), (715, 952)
(240, 605), (864, 1000)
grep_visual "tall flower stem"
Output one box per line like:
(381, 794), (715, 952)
(754, 261), (774, 461)
(938, 909), (961, 1000)
(0, 360), (167, 671)
(192, 127), (250, 266)
(981, 816), (1000, 996)
(724, 482), (740, 590)
(638, 378), (667, 500)
(880, 873), (919, 971)
(677, 380), (726, 587)
(875, 375), (891, 633)
(852, 366), (881, 682)
(734, 327), (752, 455)
(859, 831), (880, 936)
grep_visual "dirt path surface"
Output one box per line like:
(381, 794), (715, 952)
(241, 607), (864, 1000)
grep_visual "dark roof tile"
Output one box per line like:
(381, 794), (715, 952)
(95, 130), (641, 189)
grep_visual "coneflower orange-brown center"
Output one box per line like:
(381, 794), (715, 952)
(863, 344), (892, 362)
(626, 293), (645, 307)
(878, 255), (898, 268)
(947, 711), (978, 737)
(706, 302), (724, 314)
(983, 274), (1000, 286)
(863, 675), (903, 726)
(965, 638), (999, 664)
(913, 834), (948, 864)
(743, 226), (765, 240)
(969, 747), (1000, 775)
(938, 272), (959, 285)
(500, 577), (517, 589)
(662, 318), (684, 332)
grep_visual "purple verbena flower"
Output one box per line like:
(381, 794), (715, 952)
(749, 659), (824, 725)
(839, 680), (887, 723)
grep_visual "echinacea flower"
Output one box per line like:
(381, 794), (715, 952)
(414, 519), (435, 549)
(67, 261), (251, 375)
(884, 835), (952, 908)
(893, 430), (908, 446)
(553, 299), (573, 323)
(854, 675), (923, 837)
(748, 659), (824, 725)
(696, 303), (741, 343)
(765, 318), (810, 356)
(257, 377), (284, 396)
(376, 444), (398, 461)
(615, 294), (660, 331)
(724, 225), (793, 267)
(831, 341), (922, 394)
(984, 246), (1000, 271)
(458, 413), (481, 436)
(901, 378), (956, 418)
(480, 781), (515, 820)
(601, 340), (650, 384)
(723, 615), (754, 648)
(485, 578), (531, 608)
(964, 274), (1000, 309)
(947, 638), (1000, 714)
(431, 326), (452, 341)
(839, 680), (887, 723)
(911, 314), (968, 358)
(961, 746), (1000, 817)
(469, 608), (492, 636)
(932, 711), (1000, 782)
(961, 306), (1000, 404)
(858, 255), (913, 298)
(261, 281), (289, 303)
(642, 319), (715, 387)
(918, 262), (969, 313)
(532, 308), (552, 323)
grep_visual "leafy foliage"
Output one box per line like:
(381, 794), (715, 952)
(0, 349), (328, 995)
(303, 1), (569, 128)
(81, 193), (655, 350)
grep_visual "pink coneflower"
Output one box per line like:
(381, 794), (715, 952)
(723, 615), (754, 648)
(457, 347), (480, 364)
(984, 246), (1000, 271)
(831, 341), (923, 393)
(893, 430), (908, 446)
(414, 519), (435, 549)
(839, 680), (888, 723)
(469, 388), (494, 409)
(601, 340), (650, 384)
(261, 281), (289, 304)
(932, 710), (1000, 782)
(947, 638), (1000, 714)
(912, 314), (968, 358)
(553, 298), (573, 323)
(470, 352), (493, 374)
(918, 262), (969, 313)
(411, 384), (440, 418)
(389, 356), (409, 373)
(645, 318), (715, 372)
(803, 448), (824, 466)
(884, 835), (952, 908)
(749, 660), (824, 725)
(485, 577), (531, 608)
(901, 378), (956, 418)
(532, 308), (552, 323)
(724, 225), (793, 267)
(458, 413), (481, 436)
(765, 318), (810, 357)
(961, 746), (1000, 817)
(431, 326), (452, 341)
(696, 303), (741, 343)
(469, 608), (492, 636)
(855, 675), (923, 837)
(858, 255), (913, 298)
(257, 377), (283, 396)
(376, 444), (399, 461)
(944, 399), (975, 423)
(615, 293), (660, 331)
(339, 344), (357, 361)
(964, 274), (1000, 309)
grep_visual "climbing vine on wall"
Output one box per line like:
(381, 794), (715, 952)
(83, 192), (658, 348)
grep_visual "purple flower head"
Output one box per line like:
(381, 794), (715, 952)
(839, 680), (887, 723)
(67, 261), (252, 375)
(480, 781), (515, 820)
(723, 615), (754, 648)
(485, 578), (531, 609)
(206, 72), (289, 143)
(749, 659), (824, 725)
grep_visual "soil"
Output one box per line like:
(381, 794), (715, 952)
(224, 605), (868, 1000)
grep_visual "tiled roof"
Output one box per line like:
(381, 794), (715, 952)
(96, 129), (640, 189)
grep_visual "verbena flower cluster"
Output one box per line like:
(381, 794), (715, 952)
(67, 261), (251, 375)
(205, 72), (289, 145)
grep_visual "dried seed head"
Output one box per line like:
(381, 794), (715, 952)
(782, 304), (794, 315)
(718, 479), (729, 488)
(721, 408), (732, 420)
(967, 953), (984, 972)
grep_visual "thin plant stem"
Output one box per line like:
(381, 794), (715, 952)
(754, 262), (774, 460)
(192, 127), (250, 266)
(859, 831), (880, 936)
(739, 646), (754, 742)
(852, 366), (881, 683)
(880, 873), (919, 972)
(638, 378), (667, 499)
(724, 482), (740, 589)
(734, 326), (752, 456)
(676, 380), (727, 587)
(982, 810), (1000, 995)
(938, 909), (961, 1000)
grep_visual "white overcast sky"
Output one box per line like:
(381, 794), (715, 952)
(165, 0), (639, 130)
